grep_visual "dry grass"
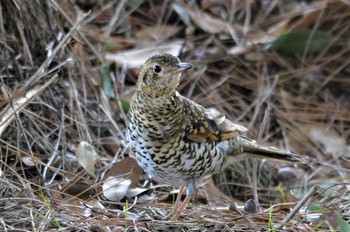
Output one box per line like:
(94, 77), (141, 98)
(1, 0), (350, 231)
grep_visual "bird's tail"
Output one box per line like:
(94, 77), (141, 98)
(234, 136), (306, 164)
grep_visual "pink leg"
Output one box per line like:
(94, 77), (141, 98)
(175, 194), (193, 218)
(174, 186), (185, 213)
(174, 182), (196, 218)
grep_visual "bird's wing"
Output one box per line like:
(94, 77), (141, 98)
(181, 96), (247, 143)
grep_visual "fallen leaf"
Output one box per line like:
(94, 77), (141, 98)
(76, 141), (99, 177)
(137, 25), (182, 41)
(172, 3), (192, 26)
(127, 0), (145, 8)
(267, 20), (289, 36)
(185, 7), (242, 34)
(105, 40), (184, 68)
(103, 176), (131, 201)
(308, 127), (349, 157)
(103, 157), (143, 188)
(20, 157), (36, 166)
(61, 181), (96, 200)
(100, 136), (121, 156)
(0, 87), (40, 136)
(268, 29), (335, 56)
(101, 157), (146, 202)
(228, 33), (276, 56)
(287, 123), (350, 157)
(125, 187), (148, 199)
(52, 193), (93, 217)
(336, 211), (350, 232)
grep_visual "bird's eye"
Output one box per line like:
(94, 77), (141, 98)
(153, 65), (162, 74)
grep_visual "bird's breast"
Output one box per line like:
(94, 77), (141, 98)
(126, 92), (229, 186)
(128, 119), (229, 186)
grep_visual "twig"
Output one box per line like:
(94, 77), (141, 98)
(104, 0), (126, 36)
(50, 0), (102, 61)
(20, 9), (89, 92)
(42, 106), (65, 188)
(275, 185), (320, 230)
(0, 75), (58, 135)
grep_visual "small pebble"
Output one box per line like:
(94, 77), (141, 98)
(244, 199), (258, 214)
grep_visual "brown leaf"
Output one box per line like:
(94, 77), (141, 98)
(186, 7), (242, 34)
(52, 193), (96, 217)
(105, 40), (184, 68)
(137, 25), (183, 41)
(100, 157), (145, 201)
(100, 136), (121, 156)
(103, 157), (144, 189)
(61, 181), (96, 200)
(103, 176), (132, 201)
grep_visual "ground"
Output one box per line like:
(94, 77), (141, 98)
(1, 0), (350, 231)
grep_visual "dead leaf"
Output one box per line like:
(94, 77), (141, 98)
(105, 40), (184, 68)
(125, 187), (148, 199)
(185, 7), (242, 34)
(76, 141), (99, 177)
(289, 1), (330, 30)
(244, 51), (267, 62)
(309, 127), (349, 157)
(61, 181), (96, 200)
(103, 176), (132, 201)
(0, 87), (40, 136)
(101, 157), (146, 202)
(20, 157), (36, 166)
(52, 193), (93, 217)
(100, 136), (121, 156)
(103, 157), (143, 188)
(287, 124), (350, 157)
(137, 25), (182, 41)
(267, 20), (289, 36)
(228, 33), (276, 56)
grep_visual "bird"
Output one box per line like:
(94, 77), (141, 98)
(126, 53), (304, 218)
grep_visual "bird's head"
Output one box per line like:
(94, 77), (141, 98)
(136, 53), (193, 97)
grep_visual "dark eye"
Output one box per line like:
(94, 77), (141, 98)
(153, 65), (162, 74)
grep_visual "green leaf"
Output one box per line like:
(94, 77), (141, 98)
(127, 0), (145, 8)
(306, 205), (325, 212)
(100, 64), (115, 98)
(268, 202), (275, 232)
(276, 185), (286, 203)
(269, 29), (335, 56)
(121, 99), (130, 112)
(336, 211), (350, 232)
(319, 183), (338, 197)
(301, 204), (324, 223)
(291, 187), (312, 199)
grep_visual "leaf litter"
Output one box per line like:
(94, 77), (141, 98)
(0, 0), (350, 231)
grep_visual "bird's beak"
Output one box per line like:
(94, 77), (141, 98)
(166, 62), (193, 75)
(176, 63), (193, 72)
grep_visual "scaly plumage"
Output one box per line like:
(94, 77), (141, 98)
(126, 53), (303, 217)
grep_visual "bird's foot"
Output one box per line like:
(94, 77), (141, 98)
(173, 194), (193, 219)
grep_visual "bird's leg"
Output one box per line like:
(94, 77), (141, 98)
(175, 181), (196, 218)
(174, 186), (185, 214)
(175, 194), (193, 218)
